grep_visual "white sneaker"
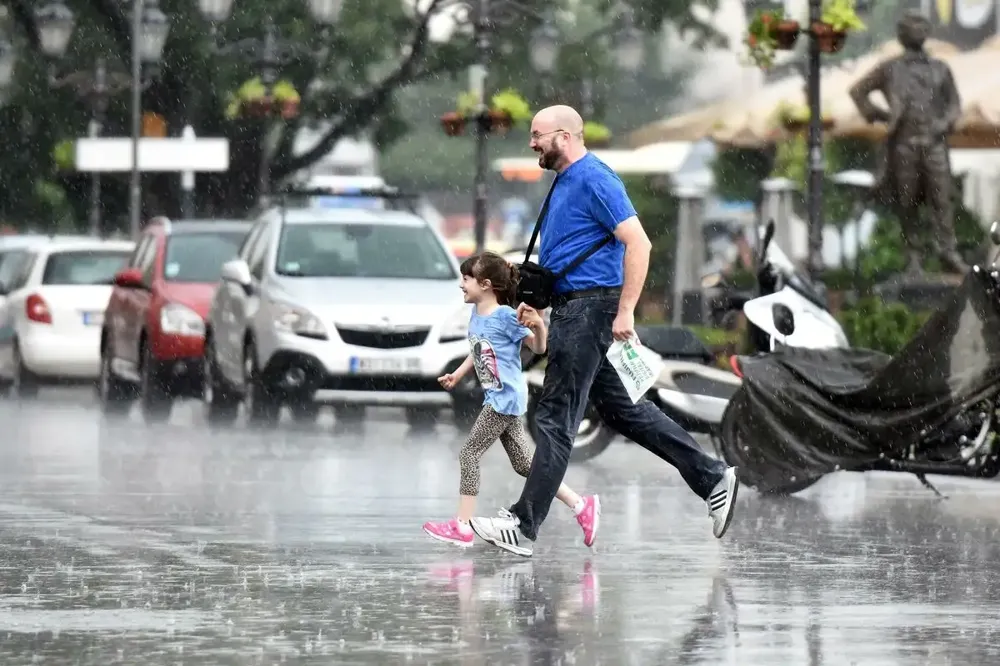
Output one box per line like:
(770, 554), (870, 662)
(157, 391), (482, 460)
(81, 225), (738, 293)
(708, 467), (739, 538)
(469, 508), (533, 557)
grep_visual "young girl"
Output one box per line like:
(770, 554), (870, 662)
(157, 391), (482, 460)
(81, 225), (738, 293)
(423, 252), (600, 549)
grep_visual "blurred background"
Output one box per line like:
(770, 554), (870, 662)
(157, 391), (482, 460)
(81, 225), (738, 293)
(1, 0), (999, 341)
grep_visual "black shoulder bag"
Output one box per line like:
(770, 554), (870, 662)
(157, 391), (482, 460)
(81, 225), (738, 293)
(515, 177), (615, 310)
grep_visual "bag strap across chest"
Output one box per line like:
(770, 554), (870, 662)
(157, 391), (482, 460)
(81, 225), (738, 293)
(522, 174), (615, 278)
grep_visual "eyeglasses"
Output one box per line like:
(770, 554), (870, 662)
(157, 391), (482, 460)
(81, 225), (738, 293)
(530, 129), (568, 140)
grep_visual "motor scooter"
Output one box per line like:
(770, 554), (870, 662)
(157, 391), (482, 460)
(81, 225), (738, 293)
(717, 222), (1000, 497)
(524, 220), (850, 463)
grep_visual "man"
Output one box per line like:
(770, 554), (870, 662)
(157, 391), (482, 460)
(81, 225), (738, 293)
(469, 105), (739, 558)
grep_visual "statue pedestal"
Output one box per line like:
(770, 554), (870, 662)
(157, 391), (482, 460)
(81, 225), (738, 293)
(874, 272), (964, 311)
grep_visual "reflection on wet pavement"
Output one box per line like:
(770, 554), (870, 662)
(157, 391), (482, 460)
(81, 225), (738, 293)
(2, 392), (1000, 664)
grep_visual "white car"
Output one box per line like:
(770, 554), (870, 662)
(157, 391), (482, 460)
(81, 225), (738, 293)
(0, 238), (135, 396)
(203, 205), (471, 428)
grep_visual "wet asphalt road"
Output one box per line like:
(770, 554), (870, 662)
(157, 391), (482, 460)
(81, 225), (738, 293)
(3, 390), (1000, 665)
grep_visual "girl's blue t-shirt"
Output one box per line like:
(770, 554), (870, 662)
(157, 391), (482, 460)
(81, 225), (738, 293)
(468, 305), (531, 416)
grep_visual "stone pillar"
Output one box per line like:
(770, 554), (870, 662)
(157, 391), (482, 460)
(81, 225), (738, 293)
(671, 184), (707, 326)
(759, 177), (798, 261)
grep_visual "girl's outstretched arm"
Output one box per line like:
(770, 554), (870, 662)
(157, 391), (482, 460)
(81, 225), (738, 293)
(523, 320), (547, 355)
(454, 354), (474, 379)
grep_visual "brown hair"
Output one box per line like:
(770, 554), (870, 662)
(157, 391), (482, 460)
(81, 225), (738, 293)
(459, 251), (519, 306)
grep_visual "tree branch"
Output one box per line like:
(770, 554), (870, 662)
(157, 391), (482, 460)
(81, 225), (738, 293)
(272, 0), (453, 179)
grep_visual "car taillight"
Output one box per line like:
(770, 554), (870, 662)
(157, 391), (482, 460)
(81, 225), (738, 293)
(25, 293), (52, 324)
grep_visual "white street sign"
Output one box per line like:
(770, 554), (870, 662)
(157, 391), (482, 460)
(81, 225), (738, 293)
(75, 136), (230, 173)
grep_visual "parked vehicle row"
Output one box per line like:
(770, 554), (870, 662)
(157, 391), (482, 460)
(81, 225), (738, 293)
(85, 197), (480, 428)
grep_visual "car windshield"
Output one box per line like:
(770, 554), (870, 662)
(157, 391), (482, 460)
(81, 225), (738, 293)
(275, 222), (456, 279)
(164, 231), (248, 282)
(42, 250), (131, 286)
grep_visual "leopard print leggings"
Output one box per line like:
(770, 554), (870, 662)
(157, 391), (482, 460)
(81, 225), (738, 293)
(459, 404), (533, 496)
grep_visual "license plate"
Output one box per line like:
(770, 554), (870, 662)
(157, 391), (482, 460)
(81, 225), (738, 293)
(349, 356), (421, 375)
(82, 311), (103, 326)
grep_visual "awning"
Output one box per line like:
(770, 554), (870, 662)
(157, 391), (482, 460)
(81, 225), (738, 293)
(493, 142), (694, 182)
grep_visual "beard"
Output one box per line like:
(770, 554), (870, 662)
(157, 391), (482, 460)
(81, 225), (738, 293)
(536, 146), (563, 171)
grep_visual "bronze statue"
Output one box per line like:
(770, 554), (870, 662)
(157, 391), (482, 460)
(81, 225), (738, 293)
(849, 12), (965, 275)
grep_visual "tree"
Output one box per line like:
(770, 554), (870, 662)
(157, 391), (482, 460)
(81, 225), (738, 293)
(0, 0), (719, 229)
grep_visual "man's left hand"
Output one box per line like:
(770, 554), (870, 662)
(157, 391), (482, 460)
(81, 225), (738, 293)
(612, 309), (635, 341)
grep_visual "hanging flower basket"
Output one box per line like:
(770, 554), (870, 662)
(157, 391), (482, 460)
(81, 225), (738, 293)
(226, 78), (301, 120)
(240, 97), (301, 119)
(745, 8), (785, 69)
(440, 111), (466, 137)
(583, 121), (612, 147)
(485, 109), (512, 134)
(773, 20), (801, 50)
(443, 89), (532, 137)
(812, 22), (847, 53)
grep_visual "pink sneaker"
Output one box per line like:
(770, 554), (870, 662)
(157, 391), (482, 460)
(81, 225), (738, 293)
(576, 495), (601, 548)
(423, 518), (474, 548)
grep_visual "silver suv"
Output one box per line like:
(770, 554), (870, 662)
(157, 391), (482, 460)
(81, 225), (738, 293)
(202, 205), (471, 427)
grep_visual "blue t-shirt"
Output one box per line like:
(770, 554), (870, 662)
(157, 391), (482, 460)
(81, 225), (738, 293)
(468, 305), (531, 416)
(538, 152), (638, 294)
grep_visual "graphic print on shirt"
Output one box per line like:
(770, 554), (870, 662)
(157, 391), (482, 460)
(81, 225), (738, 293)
(470, 334), (502, 391)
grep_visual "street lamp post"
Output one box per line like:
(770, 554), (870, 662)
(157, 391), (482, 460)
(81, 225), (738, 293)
(805, 0), (824, 280)
(193, 0), (343, 212)
(128, 0), (171, 239)
(748, 0), (871, 281)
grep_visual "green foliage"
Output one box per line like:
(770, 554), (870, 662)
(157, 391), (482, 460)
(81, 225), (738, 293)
(744, 8), (785, 69)
(622, 176), (677, 297)
(583, 121), (612, 143)
(837, 297), (930, 354)
(711, 148), (773, 203)
(490, 90), (532, 126)
(821, 0), (867, 32)
(52, 140), (75, 172)
(857, 180), (987, 280)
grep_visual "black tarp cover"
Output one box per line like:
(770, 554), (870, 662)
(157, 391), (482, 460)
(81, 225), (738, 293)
(720, 270), (1000, 492)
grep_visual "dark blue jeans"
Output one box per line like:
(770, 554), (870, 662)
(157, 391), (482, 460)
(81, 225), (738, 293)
(509, 294), (727, 540)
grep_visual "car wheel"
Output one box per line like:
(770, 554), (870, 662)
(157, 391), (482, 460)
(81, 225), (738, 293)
(139, 343), (172, 425)
(203, 340), (240, 427)
(289, 401), (321, 424)
(97, 341), (135, 415)
(406, 407), (439, 431)
(243, 340), (280, 428)
(11, 340), (39, 400)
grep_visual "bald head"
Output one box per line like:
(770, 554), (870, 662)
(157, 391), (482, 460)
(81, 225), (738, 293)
(529, 105), (588, 172)
(533, 105), (584, 135)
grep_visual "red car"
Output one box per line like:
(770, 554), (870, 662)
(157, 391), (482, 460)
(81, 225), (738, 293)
(98, 217), (252, 423)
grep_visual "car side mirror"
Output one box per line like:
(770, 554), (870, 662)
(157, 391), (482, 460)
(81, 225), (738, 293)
(772, 303), (795, 337)
(113, 267), (145, 289)
(221, 259), (253, 294)
(990, 221), (1000, 246)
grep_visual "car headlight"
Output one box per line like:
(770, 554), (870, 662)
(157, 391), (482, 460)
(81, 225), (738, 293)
(272, 302), (327, 340)
(440, 304), (472, 342)
(160, 303), (205, 336)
